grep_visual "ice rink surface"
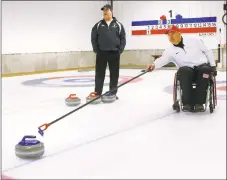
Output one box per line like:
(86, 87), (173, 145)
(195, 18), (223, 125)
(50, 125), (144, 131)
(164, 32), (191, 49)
(2, 69), (226, 179)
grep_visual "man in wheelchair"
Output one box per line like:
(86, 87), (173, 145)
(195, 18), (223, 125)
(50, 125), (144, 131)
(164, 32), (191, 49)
(147, 25), (217, 112)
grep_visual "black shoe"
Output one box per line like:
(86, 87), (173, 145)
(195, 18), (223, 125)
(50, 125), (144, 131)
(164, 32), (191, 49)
(195, 104), (204, 112)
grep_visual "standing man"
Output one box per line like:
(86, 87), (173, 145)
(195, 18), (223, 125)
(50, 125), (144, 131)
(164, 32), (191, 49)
(147, 25), (216, 112)
(89, 4), (126, 100)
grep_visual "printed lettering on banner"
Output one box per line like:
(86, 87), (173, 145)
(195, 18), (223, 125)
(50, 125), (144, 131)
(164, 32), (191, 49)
(131, 14), (217, 36)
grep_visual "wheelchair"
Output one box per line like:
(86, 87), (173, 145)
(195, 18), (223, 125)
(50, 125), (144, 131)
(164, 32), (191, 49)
(172, 71), (217, 113)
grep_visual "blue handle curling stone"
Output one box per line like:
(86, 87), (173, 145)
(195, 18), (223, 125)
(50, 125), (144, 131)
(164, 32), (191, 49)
(15, 135), (45, 159)
(18, 135), (41, 146)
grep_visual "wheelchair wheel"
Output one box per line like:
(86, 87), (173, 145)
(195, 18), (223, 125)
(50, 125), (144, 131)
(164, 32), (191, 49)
(209, 105), (214, 113)
(222, 12), (227, 25)
(173, 101), (180, 112)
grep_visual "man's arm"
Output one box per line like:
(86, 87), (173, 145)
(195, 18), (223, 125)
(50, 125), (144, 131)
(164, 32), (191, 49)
(197, 38), (216, 67)
(153, 50), (173, 69)
(91, 23), (99, 53)
(119, 23), (126, 54)
(147, 49), (173, 71)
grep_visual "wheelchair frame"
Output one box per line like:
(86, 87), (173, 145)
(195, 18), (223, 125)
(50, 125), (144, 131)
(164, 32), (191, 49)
(172, 72), (217, 113)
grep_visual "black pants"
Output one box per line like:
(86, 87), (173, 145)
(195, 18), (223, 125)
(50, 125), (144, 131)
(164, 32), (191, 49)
(95, 51), (120, 95)
(178, 64), (213, 105)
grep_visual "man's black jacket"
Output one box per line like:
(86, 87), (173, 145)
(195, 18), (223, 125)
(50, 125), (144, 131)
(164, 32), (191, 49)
(91, 17), (126, 54)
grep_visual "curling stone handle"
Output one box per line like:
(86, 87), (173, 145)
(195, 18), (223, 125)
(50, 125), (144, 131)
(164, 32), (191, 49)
(68, 94), (78, 99)
(22, 135), (36, 141)
(90, 92), (98, 97)
(69, 94), (76, 98)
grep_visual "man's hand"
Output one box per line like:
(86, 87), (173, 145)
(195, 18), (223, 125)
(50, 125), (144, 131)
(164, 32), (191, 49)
(147, 64), (155, 72)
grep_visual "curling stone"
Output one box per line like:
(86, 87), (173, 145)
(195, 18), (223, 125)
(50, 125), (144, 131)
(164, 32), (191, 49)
(101, 92), (116, 103)
(86, 92), (101, 104)
(15, 135), (44, 159)
(65, 94), (81, 106)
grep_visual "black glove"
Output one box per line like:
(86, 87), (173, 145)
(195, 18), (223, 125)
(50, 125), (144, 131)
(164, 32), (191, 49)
(211, 66), (217, 76)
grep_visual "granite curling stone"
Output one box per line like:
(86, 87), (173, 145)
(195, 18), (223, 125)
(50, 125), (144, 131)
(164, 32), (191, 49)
(101, 92), (116, 103)
(86, 92), (101, 104)
(15, 135), (44, 159)
(65, 94), (81, 106)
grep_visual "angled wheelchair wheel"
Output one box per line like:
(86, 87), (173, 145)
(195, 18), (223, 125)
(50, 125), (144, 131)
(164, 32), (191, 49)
(172, 73), (180, 112)
(173, 101), (180, 112)
(209, 105), (214, 113)
(213, 76), (217, 108)
(222, 12), (227, 25)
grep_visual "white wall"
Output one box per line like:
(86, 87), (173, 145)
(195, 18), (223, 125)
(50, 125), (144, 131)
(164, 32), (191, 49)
(2, 1), (226, 54)
(114, 1), (226, 50)
(2, 1), (108, 54)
